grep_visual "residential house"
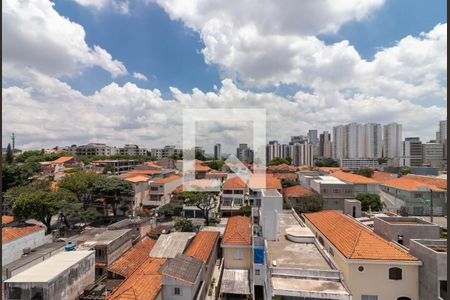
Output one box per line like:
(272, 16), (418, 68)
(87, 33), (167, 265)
(283, 184), (317, 207)
(220, 216), (252, 298)
(304, 210), (421, 300)
(4, 251), (95, 300)
(379, 176), (447, 216)
(107, 217), (153, 244)
(146, 175), (183, 208)
(86, 160), (142, 175)
(248, 174), (282, 207)
(409, 239), (447, 300)
(149, 232), (196, 259)
(309, 176), (355, 210)
(205, 171), (229, 182)
(220, 176), (248, 217)
(2, 225), (52, 266)
(123, 175), (151, 213)
(330, 171), (380, 194)
(160, 254), (204, 300)
(373, 216), (440, 247)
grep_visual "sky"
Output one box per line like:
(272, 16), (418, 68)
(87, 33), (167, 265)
(2, 0), (447, 153)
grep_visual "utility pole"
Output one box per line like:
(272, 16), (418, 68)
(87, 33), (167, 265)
(11, 133), (15, 151)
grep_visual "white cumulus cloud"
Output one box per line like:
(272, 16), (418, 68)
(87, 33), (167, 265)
(133, 72), (148, 81)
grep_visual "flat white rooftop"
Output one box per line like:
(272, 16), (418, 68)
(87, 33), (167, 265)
(272, 277), (350, 299)
(4, 251), (94, 283)
(220, 269), (251, 295)
(314, 176), (347, 184)
(149, 232), (196, 258)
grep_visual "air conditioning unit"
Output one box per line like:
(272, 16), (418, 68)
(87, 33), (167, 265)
(23, 247), (31, 255)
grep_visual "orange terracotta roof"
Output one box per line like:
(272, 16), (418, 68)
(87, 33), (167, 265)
(318, 167), (347, 173)
(269, 164), (298, 172)
(194, 159), (204, 165)
(283, 185), (316, 198)
(107, 258), (166, 300)
(124, 175), (151, 183)
(51, 156), (74, 164)
(152, 175), (181, 184)
(2, 216), (14, 225)
(223, 177), (247, 189)
(372, 171), (398, 182)
(144, 162), (163, 169)
(2, 225), (43, 243)
(273, 172), (298, 181)
(128, 170), (162, 175)
(330, 171), (378, 184)
(184, 231), (219, 262)
(381, 177), (445, 192)
(248, 174), (282, 190)
(222, 216), (251, 246)
(304, 211), (418, 261)
(108, 238), (156, 278)
(187, 165), (211, 172)
(206, 172), (228, 178)
(405, 174), (447, 190)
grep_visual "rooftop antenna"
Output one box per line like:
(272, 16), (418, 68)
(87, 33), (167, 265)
(11, 133), (15, 151)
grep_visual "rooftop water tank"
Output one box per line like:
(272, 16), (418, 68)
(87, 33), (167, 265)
(65, 241), (75, 251)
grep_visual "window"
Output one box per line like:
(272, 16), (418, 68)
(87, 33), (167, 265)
(95, 249), (105, 258)
(329, 247), (334, 256)
(440, 280), (447, 299)
(223, 190), (233, 194)
(150, 186), (159, 191)
(322, 189), (328, 194)
(345, 189), (353, 194)
(333, 189), (340, 193)
(397, 235), (404, 245)
(255, 269), (260, 275)
(223, 199), (233, 206)
(414, 193), (422, 198)
(8, 287), (22, 299)
(361, 295), (378, 300)
(233, 250), (243, 260)
(389, 267), (402, 280)
(318, 236), (324, 246)
(234, 199), (242, 206)
(31, 287), (43, 300)
(174, 287), (181, 295)
(234, 190), (243, 194)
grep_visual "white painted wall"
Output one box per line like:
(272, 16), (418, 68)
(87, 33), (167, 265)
(2, 229), (51, 266)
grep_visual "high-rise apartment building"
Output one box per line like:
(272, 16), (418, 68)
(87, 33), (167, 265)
(290, 135), (308, 144)
(383, 123), (402, 159)
(436, 120), (447, 144)
(400, 137), (423, 167)
(319, 131), (332, 158)
(307, 129), (318, 145)
(422, 143), (444, 168)
(236, 144), (253, 163)
(332, 125), (345, 160)
(214, 144), (221, 160)
(345, 122), (365, 158)
(290, 143), (314, 166)
(364, 123), (382, 158)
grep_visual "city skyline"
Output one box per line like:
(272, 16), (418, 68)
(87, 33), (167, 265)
(2, 0), (447, 150)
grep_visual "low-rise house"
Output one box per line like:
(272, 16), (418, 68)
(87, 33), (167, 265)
(184, 231), (220, 299)
(160, 254), (204, 300)
(220, 216), (252, 298)
(78, 229), (133, 277)
(107, 217), (153, 244)
(309, 176), (355, 210)
(409, 239), (447, 300)
(2, 242), (65, 281)
(373, 216), (441, 247)
(185, 165), (212, 179)
(304, 210), (421, 300)
(123, 175), (151, 213)
(283, 184), (317, 207)
(107, 237), (157, 279)
(330, 171), (380, 194)
(205, 171), (228, 182)
(220, 176), (248, 217)
(380, 176), (447, 216)
(147, 175), (183, 208)
(272, 172), (298, 184)
(107, 257), (167, 300)
(86, 160), (142, 175)
(149, 232), (196, 259)
(248, 174), (282, 206)
(2, 225), (52, 266)
(4, 251), (95, 300)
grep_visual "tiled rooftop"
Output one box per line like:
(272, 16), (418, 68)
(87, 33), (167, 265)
(222, 216), (251, 246)
(283, 184), (316, 198)
(160, 254), (203, 284)
(248, 174), (282, 190)
(405, 174), (447, 190)
(304, 211), (418, 261)
(108, 237), (156, 278)
(51, 156), (74, 164)
(381, 177), (445, 191)
(222, 176), (247, 189)
(330, 171), (379, 184)
(2, 225), (43, 243)
(2, 216), (14, 225)
(107, 258), (166, 300)
(184, 231), (219, 262)
(273, 172), (298, 181)
(152, 175), (181, 184)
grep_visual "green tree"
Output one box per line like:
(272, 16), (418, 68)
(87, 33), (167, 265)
(239, 205), (252, 217)
(4, 180), (51, 210)
(203, 160), (225, 170)
(91, 177), (133, 216)
(268, 158), (290, 166)
(5, 143), (14, 164)
(356, 168), (374, 178)
(158, 204), (175, 217)
(58, 170), (103, 203)
(399, 167), (411, 175)
(195, 150), (206, 161)
(2, 162), (41, 192)
(356, 193), (383, 211)
(79, 207), (101, 224)
(173, 217), (194, 232)
(177, 191), (218, 225)
(314, 158), (339, 167)
(12, 190), (60, 233)
(294, 195), (324, 214)
(377, 157), (388, 165)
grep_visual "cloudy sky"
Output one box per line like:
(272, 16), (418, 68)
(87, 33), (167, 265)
(2, 0), (447, 153)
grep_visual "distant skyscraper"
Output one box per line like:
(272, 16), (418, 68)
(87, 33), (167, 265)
(290, 135), (307, 144)
(319, 131), (332, 158)
(332, 125), (345, 160)
(383, 123), (402, 159)
(307, 129), (318, 145)
(267, 140), (282, 161)
(400, 137), (423, 167)
(364, 123), (382, 158)
(214, 144), (221, 160)
(290, 143), (314, 166)
(436, 120), (447, 144)
(345, 122), (365, 158)
(236, 144), (253, 163)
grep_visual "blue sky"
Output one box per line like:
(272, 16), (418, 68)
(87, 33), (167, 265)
(52, 0), (446, 97)
(2, 0), (447, 150)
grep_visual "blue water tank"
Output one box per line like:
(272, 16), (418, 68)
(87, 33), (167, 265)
(65, 241), (75, 251)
